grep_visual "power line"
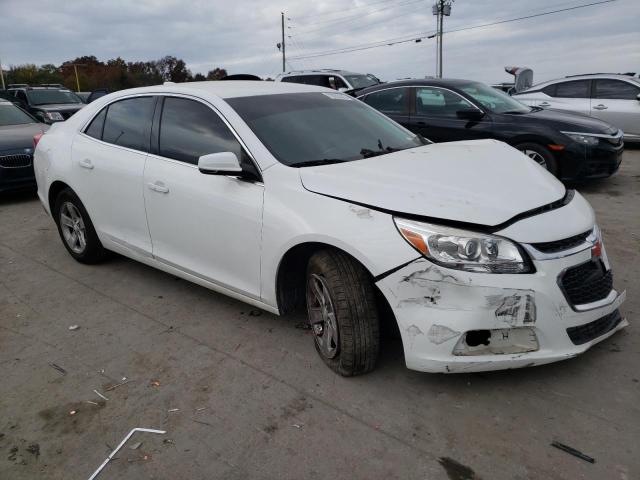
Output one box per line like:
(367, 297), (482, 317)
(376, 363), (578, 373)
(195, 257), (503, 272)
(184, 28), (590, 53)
(289, 0), (616, 60)
(293, 0), (401, 22)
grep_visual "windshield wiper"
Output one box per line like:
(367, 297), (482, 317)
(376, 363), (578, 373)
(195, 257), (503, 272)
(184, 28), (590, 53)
(360, 146), (400, 158)
(293, 158), (348, 168)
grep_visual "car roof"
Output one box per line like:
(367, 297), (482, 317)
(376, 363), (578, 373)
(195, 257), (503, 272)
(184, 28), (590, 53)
(144, 80), (334, 99)
(357, 78), (479, 94)
(280, 70), (363, 77)
(523, 73), (640, 91)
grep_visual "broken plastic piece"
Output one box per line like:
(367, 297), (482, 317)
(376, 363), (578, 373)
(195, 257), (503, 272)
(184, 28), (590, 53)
(93, 390), (109, 401)
(68, 325), (80, 331)
(87, 428), (166, 480)
(49, 363), (67, 375)
(551, 441), (595, 463)
(129, 441), (142, 450)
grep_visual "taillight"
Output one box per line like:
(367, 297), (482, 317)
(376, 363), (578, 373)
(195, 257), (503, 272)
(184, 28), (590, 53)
(33, 133), (44, 149)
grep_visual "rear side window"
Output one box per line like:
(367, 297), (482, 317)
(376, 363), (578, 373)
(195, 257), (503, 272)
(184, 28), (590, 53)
(158, 97), (248, 167)
(281, 76), (301, 83)
(364, 88), (408, 114)
(553, 80), (589, 98)
(84, 108), (107, 140)
(594, 79), (640, 100)
(102, 97), (155, 152)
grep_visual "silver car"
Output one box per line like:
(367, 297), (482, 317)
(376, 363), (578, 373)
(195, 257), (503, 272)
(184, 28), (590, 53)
(513, 74), (640, 142)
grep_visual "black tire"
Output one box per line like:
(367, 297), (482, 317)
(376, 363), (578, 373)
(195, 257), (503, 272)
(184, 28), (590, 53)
(515, 142), (558, 176)
(306, 249), (380, 376)
(53, 188), (106, 264)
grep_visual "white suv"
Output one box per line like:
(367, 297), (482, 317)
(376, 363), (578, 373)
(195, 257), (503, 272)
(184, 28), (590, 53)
(33, 81), (626, 376)
(513, 74), (640, 141)
(276, 69), (380, 92)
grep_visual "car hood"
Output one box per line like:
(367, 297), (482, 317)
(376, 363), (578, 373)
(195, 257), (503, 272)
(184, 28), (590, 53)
(0, 123), (48, 152)
(516, 107), (619, 134)
(33, 103), (84, 113)
(299, 139), (566, 227)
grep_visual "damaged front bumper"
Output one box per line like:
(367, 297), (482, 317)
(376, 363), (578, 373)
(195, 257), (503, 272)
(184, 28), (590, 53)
(375, 247), (627, 373)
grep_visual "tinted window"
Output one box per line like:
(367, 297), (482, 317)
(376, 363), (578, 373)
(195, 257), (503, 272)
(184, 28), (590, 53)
(542, 84), (556, 96)
(594, 79), (640, 100)
(159, 97), (247, 167)
(0, 104), (36, 126)
(302, 75), (331, 88)
(227, 92), (425, 167)
(553, 80), (589, 98)
(364, 88), (408, 114)
(281, 76), (301, 83)
(84, 108), (107, 139)
(26, 89), (83, 105)
(103, 97), (155, 152)
(460, 83), (529, 114)
(415, 87), (475, 116)
(16, 91), (28, 103)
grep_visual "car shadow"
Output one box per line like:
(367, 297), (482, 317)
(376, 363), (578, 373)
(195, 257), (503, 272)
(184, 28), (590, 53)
(0, 189), (38, 205)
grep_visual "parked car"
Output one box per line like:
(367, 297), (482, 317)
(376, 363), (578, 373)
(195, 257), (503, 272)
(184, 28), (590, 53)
(75, 89), (110, 104)
(276, 69), (380, 93)
(0, 99), (48, 193)
(34, 82), (626, 376)
(357, 79), (624, 181)
(8, 86), (85, 124)
(513, 74), (640, 142)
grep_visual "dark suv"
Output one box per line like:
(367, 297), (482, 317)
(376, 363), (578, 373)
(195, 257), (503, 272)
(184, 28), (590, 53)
(8, 87), (85, 124)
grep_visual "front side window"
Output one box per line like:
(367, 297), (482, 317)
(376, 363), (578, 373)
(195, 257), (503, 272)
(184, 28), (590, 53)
(281, 76), (301, 83)
(102, 96), (155, 152)
(343, 74), (379, 90)
(364, 88), (408, 114)
(26, 89), (83, 106)
(594, 79), (640, 100)
(0, 104), (36, 126)
(158, 97), (250, 169)
(227, 92), (425, 167)
(415, 87), (476, 117)
(553, 80), (590, 98)
(459, 82), (530, 114)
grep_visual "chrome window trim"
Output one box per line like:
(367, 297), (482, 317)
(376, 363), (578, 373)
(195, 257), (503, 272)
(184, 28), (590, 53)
(358, 85), (485, 114)
(560, 130), (624, 139)
(522, 227), (597, 261)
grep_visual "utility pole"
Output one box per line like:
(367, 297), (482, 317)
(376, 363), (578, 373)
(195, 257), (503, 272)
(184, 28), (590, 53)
(0, 57), (5, 90)
(281, 12), (286, 73)
(432, 0), (452, 78)
(62, 64), (87, 92)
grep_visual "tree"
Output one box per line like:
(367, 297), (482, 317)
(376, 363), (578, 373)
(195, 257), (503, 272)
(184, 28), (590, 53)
(192, 73), (206, 81)
(206, 68), (227, 80)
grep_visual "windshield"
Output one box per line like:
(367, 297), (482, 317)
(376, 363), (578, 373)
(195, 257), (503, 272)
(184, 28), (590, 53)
(0, 103), (36, 126)
(460, 82), (531, 114)
(343, 74), (380, 90)
(26, 89), (83, 106)
(227, 92), (425, 167)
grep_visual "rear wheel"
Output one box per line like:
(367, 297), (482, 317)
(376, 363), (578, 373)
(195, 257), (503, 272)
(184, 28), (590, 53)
(53, 188), (106, 264)
(306, 249), (380, 376)
(516, 142), (558, 176)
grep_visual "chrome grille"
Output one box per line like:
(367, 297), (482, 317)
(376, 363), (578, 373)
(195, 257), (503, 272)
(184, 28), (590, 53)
(0, 154), (32, 168)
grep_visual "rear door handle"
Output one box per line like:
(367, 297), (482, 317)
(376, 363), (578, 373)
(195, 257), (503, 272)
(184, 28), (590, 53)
(147, 181), (169, 194)
(79, 158), (94, 170)
(539, 102), (551, 107)
(593, 104), (608, 110)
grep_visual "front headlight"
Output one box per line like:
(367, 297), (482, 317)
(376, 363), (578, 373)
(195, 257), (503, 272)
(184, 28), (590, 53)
(562, 132), (599, 146)
(394, 218), (532, 273)
(43, 111), (64, 122)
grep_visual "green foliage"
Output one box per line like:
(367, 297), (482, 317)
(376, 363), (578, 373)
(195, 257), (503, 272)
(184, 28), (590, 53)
(2, 56), (226, 92)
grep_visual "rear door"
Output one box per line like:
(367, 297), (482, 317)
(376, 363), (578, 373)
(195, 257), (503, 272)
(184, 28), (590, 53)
(538, 79), (591, 115)
(360, 87), (411, 129)
(143, 96), (264, 299)
(591, 79), (640, 137)
(71, 96), (156, 254)
(409, 86), (492, 142)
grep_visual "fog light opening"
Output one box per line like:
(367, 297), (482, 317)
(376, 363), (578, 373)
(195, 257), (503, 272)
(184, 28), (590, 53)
(465, 330), (491, 347)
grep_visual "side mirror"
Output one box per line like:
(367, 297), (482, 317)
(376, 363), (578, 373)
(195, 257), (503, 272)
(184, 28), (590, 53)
(198, 152), (242, 175)
(456, 108), (485, 121)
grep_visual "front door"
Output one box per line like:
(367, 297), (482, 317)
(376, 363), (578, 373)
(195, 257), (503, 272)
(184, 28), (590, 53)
(143, 96), (264, 299)
(361, 87), (411, 129)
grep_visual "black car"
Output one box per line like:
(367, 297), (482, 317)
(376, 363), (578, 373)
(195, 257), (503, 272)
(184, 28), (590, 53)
(357, 79), (623, 181)
(0, 99), (48, 193)
(8, 86), (85, 124)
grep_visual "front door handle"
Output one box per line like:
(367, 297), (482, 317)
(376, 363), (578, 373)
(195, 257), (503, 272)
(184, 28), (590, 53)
(593, 104), (608, 110)
(79, 158), (94, 170)
(147, 181), (169, 194)
(539, 102), (551, 107)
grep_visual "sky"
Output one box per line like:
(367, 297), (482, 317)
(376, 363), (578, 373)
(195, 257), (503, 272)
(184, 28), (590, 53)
(1, 0), (639, 85)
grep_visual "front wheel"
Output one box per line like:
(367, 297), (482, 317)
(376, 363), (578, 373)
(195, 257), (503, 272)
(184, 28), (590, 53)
(306, 250), (380, 376)
(515, 142), (558, 177)
(53, 188), (106, 264)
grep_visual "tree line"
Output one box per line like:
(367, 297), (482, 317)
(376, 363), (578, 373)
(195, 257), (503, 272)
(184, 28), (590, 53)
(2, 55), (229, 91)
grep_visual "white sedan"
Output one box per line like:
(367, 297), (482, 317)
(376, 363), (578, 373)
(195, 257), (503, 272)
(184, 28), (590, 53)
(33, 81), (626, 375)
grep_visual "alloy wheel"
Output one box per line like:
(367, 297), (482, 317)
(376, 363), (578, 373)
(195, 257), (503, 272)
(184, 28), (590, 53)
(60, 202), (87, 254)
(521, 149), (548, 169)
(307, 273), (340, 359)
